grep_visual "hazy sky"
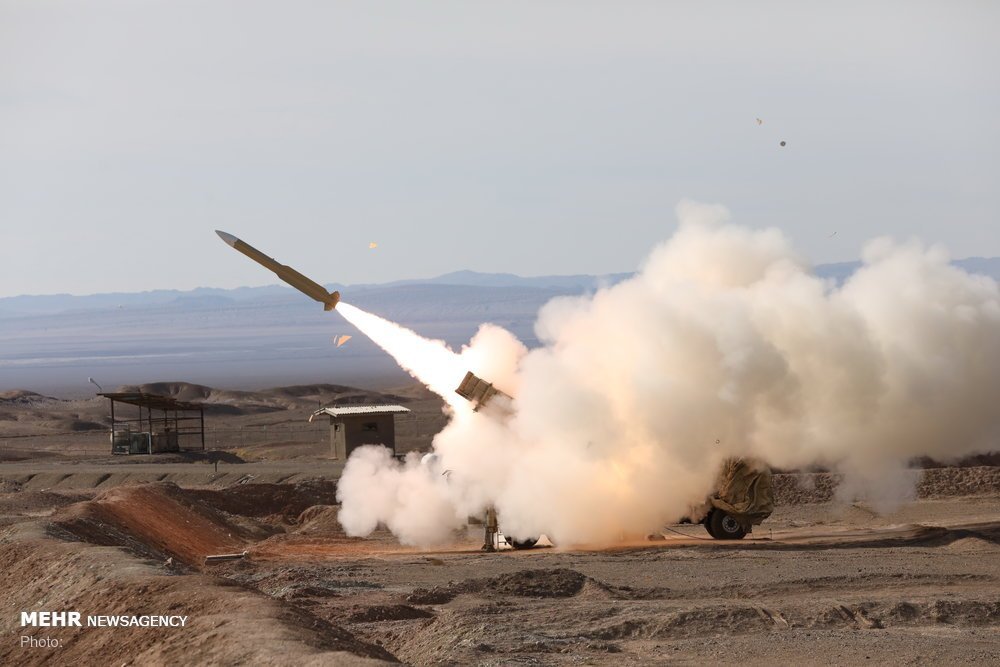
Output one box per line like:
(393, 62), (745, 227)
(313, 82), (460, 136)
(1, 1), (997, 298)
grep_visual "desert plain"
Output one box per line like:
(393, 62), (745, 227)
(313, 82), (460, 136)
(0, 382), (997, 666)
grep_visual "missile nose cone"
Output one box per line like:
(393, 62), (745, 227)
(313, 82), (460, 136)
(215, 230), (238, 247)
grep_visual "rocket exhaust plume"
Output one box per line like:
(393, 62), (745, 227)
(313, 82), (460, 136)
(335, 303), (469, 410)
(335, 302), (524, 413)
(335, 201), (1000, 548)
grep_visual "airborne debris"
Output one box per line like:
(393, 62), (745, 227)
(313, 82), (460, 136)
(756, 118), (763, 125)
(335, 335), (352, 347)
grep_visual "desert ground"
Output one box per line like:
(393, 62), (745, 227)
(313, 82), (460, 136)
(1, 383), (998, 665)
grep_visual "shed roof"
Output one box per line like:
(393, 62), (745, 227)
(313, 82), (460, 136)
(312, 405), (411, 419)
(99, 392), (204, 411)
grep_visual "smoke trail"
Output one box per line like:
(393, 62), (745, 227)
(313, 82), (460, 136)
(337, 302), (525, 410)
(336, 302), (469, 409)
(336, 202), (1000, 547)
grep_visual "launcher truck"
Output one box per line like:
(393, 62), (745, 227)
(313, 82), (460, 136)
(453, 371), (774, 547)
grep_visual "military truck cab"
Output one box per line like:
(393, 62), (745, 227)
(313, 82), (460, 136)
(453, 371), (775, 545)
(689, 457), (774, 539)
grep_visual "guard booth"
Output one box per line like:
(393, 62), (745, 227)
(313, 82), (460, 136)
(99, 392), (206, 455)
(310, 405), (410, 460)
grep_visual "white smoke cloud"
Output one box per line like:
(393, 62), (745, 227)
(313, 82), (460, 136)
(336, 202), (1000, 546)
(336, 446), (466, 545)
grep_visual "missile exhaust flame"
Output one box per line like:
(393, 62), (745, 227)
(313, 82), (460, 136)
(336, 302), (470, 410)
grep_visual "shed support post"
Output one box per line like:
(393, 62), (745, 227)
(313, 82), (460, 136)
(110, 399), (115, 454)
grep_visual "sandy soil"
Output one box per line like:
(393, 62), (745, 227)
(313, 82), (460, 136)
(220, 490), (1000, 665)
(0, 472), (996, 666)
(1, 383), (997, 665)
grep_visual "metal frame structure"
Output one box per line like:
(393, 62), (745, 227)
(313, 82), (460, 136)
(99, 392), (205, 453)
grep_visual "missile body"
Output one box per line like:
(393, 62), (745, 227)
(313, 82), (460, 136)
(215, 230), (340, 310)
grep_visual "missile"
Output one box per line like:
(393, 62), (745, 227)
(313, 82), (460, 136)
(215, 230), (340, 311)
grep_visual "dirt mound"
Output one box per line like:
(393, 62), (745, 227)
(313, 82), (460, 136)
(921, 599), (1000, 625)
(0, 490), (89, 516)
(120, 381), (215, 402)
(459, 568), (588, 599)
(405, 569), (591, 605)
(920, 523), (1000, 548)
(400, 570), (592, 606)
(295, 505), (349, 534)
(0, 389), (60, 406)
(37, 482), (352, 570)
(406, 588), (457, 605)
(47, 480), (337, 566)
(349, 605), (434, 623)
(383, 384), (438, 401)
(119, 382), (294, 415)
(808, 599), (1000, 629)
(119, 382), (295, 416)
(488, 568), (589, 598)
(272, 583), (350, 601)
(266, 383), (359, 397)
(186, 480), (339, 522)
(0, 479), (23, 493)
(119, 381), (410, 414)
(0, 525), (397, 665)
(582, 606), (772, 640)
(224, 563), (385, 599)
(53, 482), (262, 565)
(942, 536), (1000, 553)
(262, 384), (411, 408)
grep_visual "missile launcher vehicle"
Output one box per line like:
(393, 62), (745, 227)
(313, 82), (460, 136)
(453, 371), (773, 545)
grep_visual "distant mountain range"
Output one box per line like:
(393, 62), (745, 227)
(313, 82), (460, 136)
(1, 259), (997, 396)
(2, 259), (997, 317)
(0, 270), (635, 317)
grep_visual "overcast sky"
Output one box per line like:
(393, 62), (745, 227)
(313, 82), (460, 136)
(1, 1), (997, 298)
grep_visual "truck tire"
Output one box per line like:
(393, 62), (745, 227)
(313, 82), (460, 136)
(509, 537), (539, 550)
(707, 509), (747, 540)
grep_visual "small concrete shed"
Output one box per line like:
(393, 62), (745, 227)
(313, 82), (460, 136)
(310, 405), (410, 460)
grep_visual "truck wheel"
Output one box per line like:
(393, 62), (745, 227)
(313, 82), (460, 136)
(707, 509), (747, 540)
(509, 537), (538, 550)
